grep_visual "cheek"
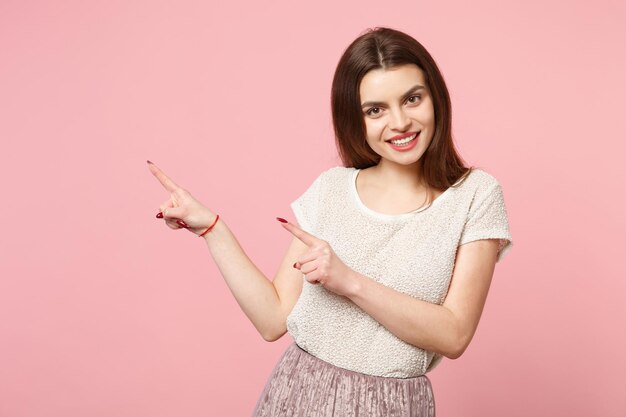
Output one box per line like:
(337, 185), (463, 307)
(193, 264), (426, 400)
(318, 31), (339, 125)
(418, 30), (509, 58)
(409, 106), (434, 122)
(365, 119), (385, 134)
(422, 102), (436, 125)
(363, 122), (378, 139)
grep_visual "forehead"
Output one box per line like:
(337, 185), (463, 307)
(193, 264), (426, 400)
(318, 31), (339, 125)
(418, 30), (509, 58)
(359, 64), (426, 99)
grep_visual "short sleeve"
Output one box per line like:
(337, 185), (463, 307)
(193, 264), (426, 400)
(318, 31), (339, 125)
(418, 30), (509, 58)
(459, 182), (513, 263)
(290, 172), (324, 236)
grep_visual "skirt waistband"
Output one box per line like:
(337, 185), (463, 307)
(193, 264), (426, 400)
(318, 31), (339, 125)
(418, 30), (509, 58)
(251, 341), (436, 416)
(293, 342), (431, 382)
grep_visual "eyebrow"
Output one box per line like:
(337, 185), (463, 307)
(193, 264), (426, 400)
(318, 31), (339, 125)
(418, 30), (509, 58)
(360, 85), (426, 108)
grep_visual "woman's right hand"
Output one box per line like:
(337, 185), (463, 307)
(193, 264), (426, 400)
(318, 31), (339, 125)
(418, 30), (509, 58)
(147, 160), (217, 236)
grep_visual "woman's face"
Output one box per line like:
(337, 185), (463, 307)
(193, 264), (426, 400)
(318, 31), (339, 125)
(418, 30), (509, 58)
(359, 64), (435, 170)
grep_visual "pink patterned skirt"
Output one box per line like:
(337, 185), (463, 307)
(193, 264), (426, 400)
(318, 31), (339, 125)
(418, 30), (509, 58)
(251, 342), (436, 417)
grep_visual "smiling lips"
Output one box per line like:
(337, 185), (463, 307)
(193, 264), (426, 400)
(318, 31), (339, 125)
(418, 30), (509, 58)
(386, 131), (420, 143)
(385, 131), (420, 151)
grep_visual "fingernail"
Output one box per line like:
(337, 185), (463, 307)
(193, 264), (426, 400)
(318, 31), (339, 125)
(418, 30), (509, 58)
(276, 217), (288, 223)
(293, 262), (298, 269)
(156, 212), (163, 218)
(176, 220), (188, 228)
(147, 160), (153, 164)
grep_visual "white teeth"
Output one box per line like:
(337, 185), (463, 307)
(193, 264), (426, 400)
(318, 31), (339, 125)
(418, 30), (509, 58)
(390, 133), (417, 145)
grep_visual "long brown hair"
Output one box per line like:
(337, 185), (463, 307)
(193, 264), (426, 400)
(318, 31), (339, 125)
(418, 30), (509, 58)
(331, 27), (473, 191)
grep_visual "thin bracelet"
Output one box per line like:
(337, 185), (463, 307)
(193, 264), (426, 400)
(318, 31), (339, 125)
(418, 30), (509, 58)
(199, 214), (220, 237)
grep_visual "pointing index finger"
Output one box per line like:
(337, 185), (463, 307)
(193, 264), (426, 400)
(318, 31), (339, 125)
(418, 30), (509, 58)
(147, 161), (180, 192)
(280, 219), (319, 247)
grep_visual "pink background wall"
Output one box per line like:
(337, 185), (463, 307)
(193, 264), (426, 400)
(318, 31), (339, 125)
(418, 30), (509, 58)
(1, 0), (624, 416)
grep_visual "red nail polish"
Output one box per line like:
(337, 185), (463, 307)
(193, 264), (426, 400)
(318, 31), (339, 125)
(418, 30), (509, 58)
(176, 220), (188, 228)
(147, 160), (153, 164)
(293, 262), (298, 268)
(156, 212), (163, 218)
(276, 217), (288, 223)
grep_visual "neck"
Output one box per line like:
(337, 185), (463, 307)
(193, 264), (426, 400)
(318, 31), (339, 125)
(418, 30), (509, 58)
(370, 159), (426, 191)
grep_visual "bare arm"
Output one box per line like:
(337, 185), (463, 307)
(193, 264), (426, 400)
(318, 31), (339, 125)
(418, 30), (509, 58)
(147, 161), (306, 342)
(345, 239), (499, 359)
(277, 218), (500, 358)
(202, 219), (307, 341)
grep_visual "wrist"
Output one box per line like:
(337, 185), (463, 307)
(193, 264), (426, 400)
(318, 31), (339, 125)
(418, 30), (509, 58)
(200, 214), (222, 240)
(346, 269), (364, 299)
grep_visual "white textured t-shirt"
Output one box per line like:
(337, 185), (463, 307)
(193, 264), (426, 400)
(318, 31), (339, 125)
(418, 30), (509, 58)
(286, 166), (513, 378)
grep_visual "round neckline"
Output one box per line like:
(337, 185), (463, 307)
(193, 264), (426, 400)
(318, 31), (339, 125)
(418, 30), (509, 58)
(350, 168), (455, 221)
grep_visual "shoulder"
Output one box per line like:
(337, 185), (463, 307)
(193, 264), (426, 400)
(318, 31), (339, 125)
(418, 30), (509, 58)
(459, 168), (511, 217)
(450, 168), (506, 208)
(324, 165), (354, 177)
(460, 167), (503, 193)
(466, 167), (501, 185)
(298, 166), (352, 194)
(316, 165), (354, 183)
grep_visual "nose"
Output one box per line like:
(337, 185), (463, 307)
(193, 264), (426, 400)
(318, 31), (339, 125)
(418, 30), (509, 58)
(388, 107), (411, 131)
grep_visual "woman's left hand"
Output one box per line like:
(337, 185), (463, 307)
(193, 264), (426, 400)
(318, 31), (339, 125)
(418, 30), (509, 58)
(278, 218), (359, 298)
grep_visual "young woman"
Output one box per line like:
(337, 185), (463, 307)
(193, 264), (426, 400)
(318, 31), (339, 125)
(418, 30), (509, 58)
(148, 27), (513, 417)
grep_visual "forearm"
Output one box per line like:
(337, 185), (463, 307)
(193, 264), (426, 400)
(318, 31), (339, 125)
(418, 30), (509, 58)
(202, 217), (280, 341)
(346, 270), (462, 359)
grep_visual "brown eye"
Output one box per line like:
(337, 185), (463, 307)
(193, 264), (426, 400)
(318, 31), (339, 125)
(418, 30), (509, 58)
(366, 107), (381, 116)
(407, 95), (422, 104)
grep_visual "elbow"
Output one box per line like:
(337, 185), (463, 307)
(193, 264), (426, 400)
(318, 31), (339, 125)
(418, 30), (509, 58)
(446, 343), (466, 360)
(261, 334), (275, 342)
(261, 329), (279, 342)
(445, 330), (471, 360)
(262, 333), (280, 343)
(261, 325), (287, 343)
